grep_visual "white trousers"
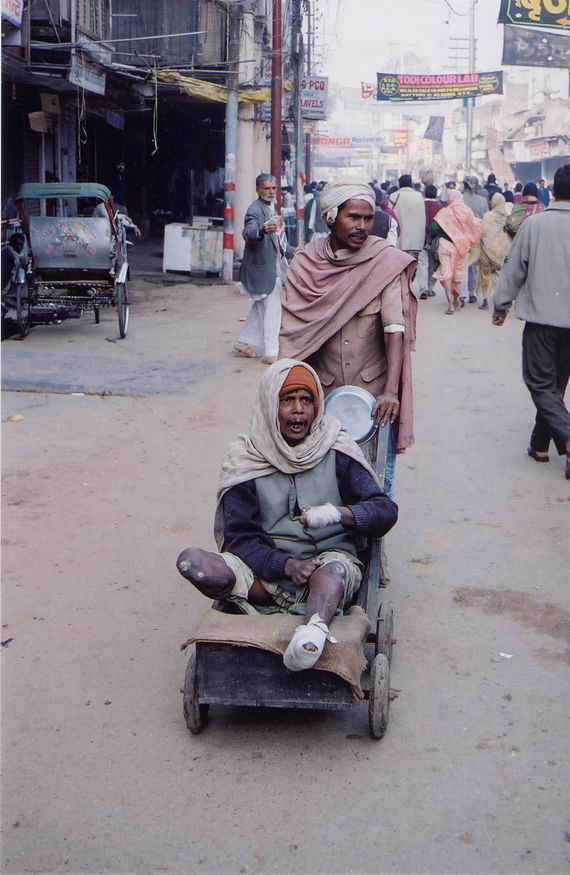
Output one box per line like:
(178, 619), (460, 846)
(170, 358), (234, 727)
(237, 278), (282, 358)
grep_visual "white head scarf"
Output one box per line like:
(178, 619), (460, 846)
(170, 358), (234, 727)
(319, 180), (376, 226)
(214, 359), (378, 547)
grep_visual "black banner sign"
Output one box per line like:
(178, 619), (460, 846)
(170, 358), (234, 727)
(498, 0), (570, 31)
(376, 72), (503, 102)
(503, 24), (570, 65)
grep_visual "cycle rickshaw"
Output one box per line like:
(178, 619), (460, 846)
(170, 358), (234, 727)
(180, 388), (396, 739)
(7, 182), (130, 338)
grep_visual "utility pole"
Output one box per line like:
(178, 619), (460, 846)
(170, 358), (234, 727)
(465, 0), (477, 172)
(305, 0), (312, 184)
(222, 1), (241, 283)
(292, 0), (305, 246)
(271, 0), (283, 209)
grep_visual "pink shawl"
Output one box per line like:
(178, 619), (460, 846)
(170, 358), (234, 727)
(279, 235), (418, 450)
(435, 190), (483, 258)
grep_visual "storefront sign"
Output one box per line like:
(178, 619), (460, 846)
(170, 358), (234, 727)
(301, 76), (328, 120)
(69, 56), (106, 96)
(498, 0), (570, 31)
(311, 135), (385, 147)
(312, 137), (351, 147)
(106, 109), (125, 130)
(2, 0), (23, 27)
(394, 130), (408, 149)
(504, 139), (553, 161)
(377, 71), (503, 101)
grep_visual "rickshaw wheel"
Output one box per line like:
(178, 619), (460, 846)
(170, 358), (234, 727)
(116, 281), (129, 338)
(16, 282), (32, 338)
(183, 648), (209, 734)
(376, 602), (394, 663)
(369, 653), (389, 739)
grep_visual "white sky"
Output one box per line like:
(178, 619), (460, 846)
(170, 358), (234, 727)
(313, 0), (505, 87)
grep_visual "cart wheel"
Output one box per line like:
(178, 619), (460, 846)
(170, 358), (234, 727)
(376, 602), (394, 663)
(116, 281), (129, 338)
(16, 282), (32, 338)
(94, 307), (100, 324)
(369, 653), (390, 739)
(182, 649), (209, 734)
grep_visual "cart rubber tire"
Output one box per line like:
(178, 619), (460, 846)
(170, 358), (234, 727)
(116, 281), (129, 338)
(94, 307), (100, 324)
(376, 603), (394, 663)
(183, 649), (209, 734)
(369, 653), (390, 739)
(16, 282), (32, 338)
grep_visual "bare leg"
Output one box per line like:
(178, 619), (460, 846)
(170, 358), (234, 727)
(177, 548), (277, 605)
(305, 561), (346, 625)
(176, 548), (235, 600)
(441, 278), (454, 312)
(283, 561), (345, 671)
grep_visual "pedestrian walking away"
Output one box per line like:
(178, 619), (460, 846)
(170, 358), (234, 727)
(418, 184), (442, 299)
(475, 193), (511, 310)
(279, 179), (417, 497)
(492, 163), (570, 480)
(462, 175), (489, 303)
(429, 189), (483, 314)
(389, 174), (425, 261)
(176, 359), (398, 670)
(505, 182), (545, 240)
(233, 174), (294, 364)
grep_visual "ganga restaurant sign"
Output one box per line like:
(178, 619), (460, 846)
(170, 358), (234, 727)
(498, 0), (570, 31)
(376, 71), (503, 102)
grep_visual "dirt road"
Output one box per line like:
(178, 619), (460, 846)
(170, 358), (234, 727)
(2, 254), (569, 875)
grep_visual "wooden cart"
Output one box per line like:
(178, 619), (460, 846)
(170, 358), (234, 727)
(181, 419), (395, 739)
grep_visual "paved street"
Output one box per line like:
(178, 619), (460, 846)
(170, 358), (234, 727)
(2, 243), (569, 875)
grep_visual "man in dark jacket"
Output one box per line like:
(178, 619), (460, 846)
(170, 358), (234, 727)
(233, 174), (294, 364)
(177, 359), (398, 670)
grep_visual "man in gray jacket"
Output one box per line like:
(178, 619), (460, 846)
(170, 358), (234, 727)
(233, 174), (293, 364)
(389, 174), (425, 260)
(493, 163), (570, 480)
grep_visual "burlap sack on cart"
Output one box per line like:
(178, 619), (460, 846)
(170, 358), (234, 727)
(181, 604), (372, 699)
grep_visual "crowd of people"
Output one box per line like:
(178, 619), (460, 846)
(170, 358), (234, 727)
(178, 165), (568, 671)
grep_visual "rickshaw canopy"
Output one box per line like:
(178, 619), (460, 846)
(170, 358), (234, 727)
(16, 183), (112, 202)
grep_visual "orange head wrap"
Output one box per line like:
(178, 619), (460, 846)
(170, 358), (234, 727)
(279, 365), (320, 415)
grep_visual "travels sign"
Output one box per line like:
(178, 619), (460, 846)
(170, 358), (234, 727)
(376, 72), (503, 102)
(498, 0), (570, 30)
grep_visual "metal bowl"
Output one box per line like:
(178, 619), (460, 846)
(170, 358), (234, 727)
(324, 385), (377, 442)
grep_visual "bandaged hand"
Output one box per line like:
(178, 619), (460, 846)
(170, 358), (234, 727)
(300, 503), (342, 528)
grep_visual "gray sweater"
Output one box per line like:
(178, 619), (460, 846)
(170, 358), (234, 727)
(493, 201), (570, 329)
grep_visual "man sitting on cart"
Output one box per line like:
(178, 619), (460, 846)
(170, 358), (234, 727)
(177, 359), (398, 672)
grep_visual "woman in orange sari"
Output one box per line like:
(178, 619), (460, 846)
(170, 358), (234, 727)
(431, 189), (483, 314)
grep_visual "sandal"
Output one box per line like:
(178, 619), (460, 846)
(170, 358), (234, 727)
(527, 447), (549, 463)
(444, 308), (454, 315)
(232, 347), (261, 359)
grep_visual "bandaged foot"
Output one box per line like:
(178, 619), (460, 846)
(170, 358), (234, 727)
(302, 503), (342, 528)
(283, 614), (338, 671)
